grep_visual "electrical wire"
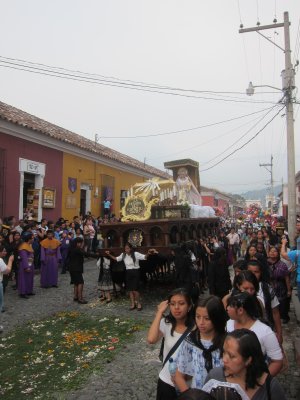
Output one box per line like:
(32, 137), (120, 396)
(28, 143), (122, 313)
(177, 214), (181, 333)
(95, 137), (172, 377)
(293, 18), (300, 65)
(146, 112), (270, 161)
(97, 106), (276, 139)
(201, 105), (278, 166)
(256, 0), (260, 23)
(237, 0), (251, 81)
(200, 105), (285, 172)
(0, 55), (257, 96)
(0, 56), (279, 105)
(204, 179), (277, 187)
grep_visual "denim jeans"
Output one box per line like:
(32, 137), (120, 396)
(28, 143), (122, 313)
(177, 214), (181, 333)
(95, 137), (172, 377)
(297, 282), (300, 302)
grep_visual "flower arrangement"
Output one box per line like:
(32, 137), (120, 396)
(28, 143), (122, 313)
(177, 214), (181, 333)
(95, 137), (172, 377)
(0, 312), (143, 399)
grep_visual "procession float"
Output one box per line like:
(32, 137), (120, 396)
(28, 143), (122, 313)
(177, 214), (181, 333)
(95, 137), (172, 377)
(101, 159), (220, 255)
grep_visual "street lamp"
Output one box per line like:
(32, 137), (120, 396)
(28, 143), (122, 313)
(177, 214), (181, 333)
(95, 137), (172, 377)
(246, 82), (282, 96)
(240, 12), (297, 246)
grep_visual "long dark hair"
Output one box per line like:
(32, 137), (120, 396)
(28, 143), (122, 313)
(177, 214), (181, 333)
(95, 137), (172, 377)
(122, 242), (136, 263)
(187, 296), (227, 374)
(211, 247), (227, 266)
(268, 246), (280, 263)
(232, 270), (259, 294)
(195, 295), (227, 349)
(70, 236), (84, 250)
(246, 260), (273, 327)
(225, 329), (269, 389)
(165, 288), (194, 335)
(227, 292), (262, 320)
(244, 245), (257, 261)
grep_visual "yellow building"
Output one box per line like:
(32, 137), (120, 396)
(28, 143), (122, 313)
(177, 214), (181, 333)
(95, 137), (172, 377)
(62, 152), (166, 220)
(0, 100), (169, 221)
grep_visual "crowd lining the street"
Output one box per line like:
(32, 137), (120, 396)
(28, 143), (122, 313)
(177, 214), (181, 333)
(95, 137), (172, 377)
(0, 212), (300, 399)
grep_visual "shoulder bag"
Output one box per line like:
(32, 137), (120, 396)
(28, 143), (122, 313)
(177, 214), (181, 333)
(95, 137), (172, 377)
(161, 327), (191, 367)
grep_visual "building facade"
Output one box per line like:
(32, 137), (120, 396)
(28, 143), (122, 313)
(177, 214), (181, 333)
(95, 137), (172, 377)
(0, 101), (169, 221)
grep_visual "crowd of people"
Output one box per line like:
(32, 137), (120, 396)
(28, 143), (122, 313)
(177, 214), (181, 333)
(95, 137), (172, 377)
(0, 211), (300, 399)
(0, 213), (113, 332)
(147, 219), (300, 400)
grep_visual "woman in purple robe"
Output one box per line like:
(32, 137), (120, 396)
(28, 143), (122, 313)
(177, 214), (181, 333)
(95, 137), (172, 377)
(40, 230), (61, 288)
(18, 233), (35, 298)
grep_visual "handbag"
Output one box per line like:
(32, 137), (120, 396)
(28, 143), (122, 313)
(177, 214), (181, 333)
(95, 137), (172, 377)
(161, 327), (192, 367)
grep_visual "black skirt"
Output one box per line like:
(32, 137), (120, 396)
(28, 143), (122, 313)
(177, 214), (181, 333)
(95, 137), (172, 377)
(156, 378), (177, 400)
(70, 271), (84, 285)
(125, 269), (140, 291)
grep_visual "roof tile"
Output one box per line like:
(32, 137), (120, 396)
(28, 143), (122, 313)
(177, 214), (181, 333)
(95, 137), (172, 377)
(0, 101), (169, 179)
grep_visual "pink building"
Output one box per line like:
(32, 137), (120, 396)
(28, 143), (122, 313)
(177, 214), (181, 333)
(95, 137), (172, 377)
(0, 115), (63, 221)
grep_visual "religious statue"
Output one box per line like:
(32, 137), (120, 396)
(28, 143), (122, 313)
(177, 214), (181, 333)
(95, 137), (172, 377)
(176, 167), (202, 206)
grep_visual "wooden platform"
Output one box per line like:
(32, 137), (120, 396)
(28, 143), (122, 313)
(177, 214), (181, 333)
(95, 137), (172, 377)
(99, 217), (220, 255)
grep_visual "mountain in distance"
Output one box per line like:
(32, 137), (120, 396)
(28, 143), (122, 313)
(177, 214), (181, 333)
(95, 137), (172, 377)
(239, 184), (282, 205)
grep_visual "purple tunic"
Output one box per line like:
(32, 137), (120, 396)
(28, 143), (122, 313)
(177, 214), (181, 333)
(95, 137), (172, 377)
(40, 245), (61, 287)
(269, 260), (289, 301)
(18, 249), (34, 295)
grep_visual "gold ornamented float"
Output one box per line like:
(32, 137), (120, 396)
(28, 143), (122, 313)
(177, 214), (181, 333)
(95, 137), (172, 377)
(121, 178), (178, 222)
(100, 159), (219, 254)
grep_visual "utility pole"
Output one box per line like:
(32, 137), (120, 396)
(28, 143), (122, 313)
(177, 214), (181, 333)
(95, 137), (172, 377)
(240, 11), (297, 246)
(259, 155), (274, 214)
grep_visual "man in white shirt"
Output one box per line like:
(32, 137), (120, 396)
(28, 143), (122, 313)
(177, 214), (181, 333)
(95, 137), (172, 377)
(226, 228), (240, 262)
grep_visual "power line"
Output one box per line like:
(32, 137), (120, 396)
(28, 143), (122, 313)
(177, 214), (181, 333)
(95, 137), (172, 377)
(205, 179), (281, 186)
(200, 105), (285, 172)
(0, 56), (280, 105)
(0, 55), (269, 96)
(147, 112), (270, 161)
(201, 105), (278, 166)
(237, 0), (251, 81)
(293, 18), (300, 64)
(98, 106), (276, 139)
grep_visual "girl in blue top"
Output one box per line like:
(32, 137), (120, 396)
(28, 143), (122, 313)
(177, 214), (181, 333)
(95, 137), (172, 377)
(174, 295), (228, 393)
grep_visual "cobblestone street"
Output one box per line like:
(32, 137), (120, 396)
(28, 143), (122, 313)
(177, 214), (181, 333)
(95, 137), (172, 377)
(1, 260), (300, 400)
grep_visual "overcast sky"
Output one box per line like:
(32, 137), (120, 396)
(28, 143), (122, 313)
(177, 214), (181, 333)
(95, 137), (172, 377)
(0, 0), (299, 194)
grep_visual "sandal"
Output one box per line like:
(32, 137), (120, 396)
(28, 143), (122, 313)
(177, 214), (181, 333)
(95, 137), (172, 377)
(73, 297), (78, 302)
(129, 304), (136, 310)
(137, 304), (143, 311)
(106, 299), (112, 304)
